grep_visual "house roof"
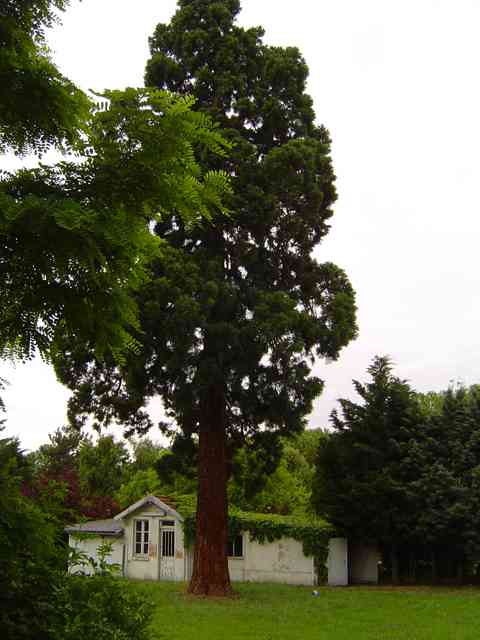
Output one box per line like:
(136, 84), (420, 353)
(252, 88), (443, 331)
(114, 494), (183, 522)
(65, 518), (124, 536)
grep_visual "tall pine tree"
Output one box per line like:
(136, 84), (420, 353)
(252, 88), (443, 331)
(55, 0), (357, 595)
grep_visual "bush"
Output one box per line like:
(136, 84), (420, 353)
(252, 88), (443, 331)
(55, 573), (152, 640)
(0, 437), (152, 640)
(0, 437), (64, 640)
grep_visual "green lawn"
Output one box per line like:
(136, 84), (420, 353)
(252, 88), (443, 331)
(132, 581), (480, 640)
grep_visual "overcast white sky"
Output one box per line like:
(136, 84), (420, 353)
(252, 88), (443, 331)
(2, 0), (480, 451)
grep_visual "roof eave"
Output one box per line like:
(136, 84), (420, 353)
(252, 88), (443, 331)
(114, 495), (183, 522)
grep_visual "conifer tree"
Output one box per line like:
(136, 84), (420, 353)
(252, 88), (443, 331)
(56, 0), (357, 595)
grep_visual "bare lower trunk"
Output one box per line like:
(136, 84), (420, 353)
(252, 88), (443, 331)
(456, 558), (464, 585)
(391, 545), (399, 584)
(431, 549), (437, 584)
(188, 384), (232, 596)
(408, 550), (416, 584)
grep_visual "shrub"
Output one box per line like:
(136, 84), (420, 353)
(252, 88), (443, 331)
(0, 437), (64, 640)
(55, 573), (152, 640)
(0, 437), (152, 640)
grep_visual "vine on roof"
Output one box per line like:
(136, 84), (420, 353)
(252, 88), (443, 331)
(182, 506), (335, 570)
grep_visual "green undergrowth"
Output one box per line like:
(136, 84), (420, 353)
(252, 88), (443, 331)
(132, 581), (480, 640)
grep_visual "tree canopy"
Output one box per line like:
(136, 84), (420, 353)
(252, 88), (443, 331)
(1, 0), (232, 361)
(0, 0), (90, 154)
(1, 87), (232, 361)
(53, 0), (357, 595)
(313, 357), (480, 583)
(312, 357), (421, 551)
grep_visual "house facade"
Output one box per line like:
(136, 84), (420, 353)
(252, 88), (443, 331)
(66, 495), (316, 585)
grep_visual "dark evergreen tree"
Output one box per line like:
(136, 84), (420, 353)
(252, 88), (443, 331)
(405, 387), (480, 581)
(55, 0), (357, 595)
(312, 356), (422, 582)
(33, 424), (86, 476)
(313, 360), (480, 584)
(78, 435), (130, 497)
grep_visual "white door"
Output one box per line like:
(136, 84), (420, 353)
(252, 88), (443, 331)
(327, 538), (349, 586)
(159, 525), (176, 579)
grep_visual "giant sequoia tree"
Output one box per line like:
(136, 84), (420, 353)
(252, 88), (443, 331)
(56, 0), (357, 595)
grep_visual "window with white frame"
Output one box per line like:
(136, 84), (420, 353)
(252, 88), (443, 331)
(227, 534), (243, 558)
(134, 519), (149, 556)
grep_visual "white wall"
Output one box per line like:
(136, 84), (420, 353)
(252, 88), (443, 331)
(70, 517), (315, 586)
(121, 504), (185, 581)
(68, 535), (124, 575)
(229, 534), (314, 585)
(327, 537), (349, 586)
(186, 534), (315, 585)
(244, 534), (314, 585)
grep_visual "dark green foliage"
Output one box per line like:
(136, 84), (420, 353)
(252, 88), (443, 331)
(78, 435), (129, 496)
(155, 432), (198, 491)
(228, 432), (283, 508)
(53, 0), (357, 592)
(0, 434), (152, 639)
(1, 88), (231, 361)
(56, 0), (357, 470)
(229, 430), (326, 515)
(313, 356), (421, 546)
(0, 436), (64, 639)
(56, 573), (152, 640)
(313, 357), (480, 583)
(0, 0), (90, 154)
(403, 386), (480, 561)
(143, 0), (358, 427)
(32, 424), (86, 475)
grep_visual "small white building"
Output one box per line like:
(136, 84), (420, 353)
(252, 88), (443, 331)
(66, 495), (379, 586)
(66, 495), (316, 585)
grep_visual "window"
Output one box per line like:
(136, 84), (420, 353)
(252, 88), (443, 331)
(161, 520), (175, 527)
(134, 519), (149, 556)
(227, 535), (243, 558)
(162, 529), (175, 557)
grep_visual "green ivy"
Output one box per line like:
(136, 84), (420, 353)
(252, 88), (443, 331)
(174, 494), (334, 579)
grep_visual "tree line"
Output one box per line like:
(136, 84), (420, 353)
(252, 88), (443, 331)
(313, 356), (480, 584)
(17, 423), (324, 530)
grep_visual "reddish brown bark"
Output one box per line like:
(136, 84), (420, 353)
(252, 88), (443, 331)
(188, 384), (233, 596)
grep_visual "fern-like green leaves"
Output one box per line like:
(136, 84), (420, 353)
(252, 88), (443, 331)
(0, 88), (232, 361)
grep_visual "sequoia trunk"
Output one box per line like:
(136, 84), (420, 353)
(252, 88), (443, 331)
(188, 384), (232, 596)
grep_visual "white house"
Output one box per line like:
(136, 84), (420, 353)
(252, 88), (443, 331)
(66, 495), (379, 586)
(67, 495), (316, 585)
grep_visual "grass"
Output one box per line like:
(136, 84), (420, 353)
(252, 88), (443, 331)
(132, 581), (480, 640)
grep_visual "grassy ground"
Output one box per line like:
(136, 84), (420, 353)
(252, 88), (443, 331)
(132, 581), (480, 640)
